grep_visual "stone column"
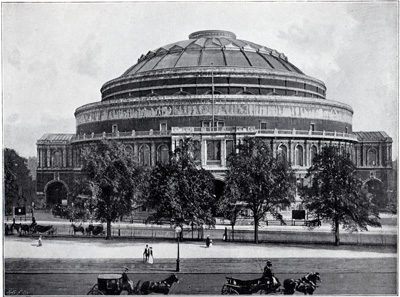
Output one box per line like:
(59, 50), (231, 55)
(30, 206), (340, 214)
(269, 139), (274, 158)
(37, 148), (41, 168)
(363, 146), (367, 167)
(221, 140), (227, 166)
(47, 147), (51, 168)
(202, 139), (207, 166)
(304, 141), (308, 167)
(378, 144), (382, 166)
(68, 147), (72, 167)
(38, 148), (43, 168)
(63, 147), (67, 168)
(289, 141), (294, 165)
(151, 142), (156, 166)
(134, 142), (139, 158)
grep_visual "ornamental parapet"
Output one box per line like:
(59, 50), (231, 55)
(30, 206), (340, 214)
(70, 127), (358, 143)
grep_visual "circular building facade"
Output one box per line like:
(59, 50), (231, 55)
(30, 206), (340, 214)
(73, 30), (356, 175)
(37, 30), (364, 208)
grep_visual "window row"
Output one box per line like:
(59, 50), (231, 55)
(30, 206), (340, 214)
(102, 77), (325, 99)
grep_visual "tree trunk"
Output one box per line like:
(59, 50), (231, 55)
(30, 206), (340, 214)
(106, 219), (112, 240)
(334, 218), (340, 246)
(254, 217), (259, 244)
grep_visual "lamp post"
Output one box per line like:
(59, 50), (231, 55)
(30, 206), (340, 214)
(175, 226), (182, 272)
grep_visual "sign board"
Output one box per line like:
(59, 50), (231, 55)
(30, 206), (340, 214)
(292, 210), (305, 220)
(14, 207), (26, 216)
(62, 199), (68, 206)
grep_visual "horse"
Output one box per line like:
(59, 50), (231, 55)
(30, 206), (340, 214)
(71, 223), (85, 235)
(135, 274), (179, 295)
(11, 223), (31, 235)
(283, 272), (321, 295)
(305, 219), (321, 227)
(35, 225), (56, 235)
(85, 224), (104, 236)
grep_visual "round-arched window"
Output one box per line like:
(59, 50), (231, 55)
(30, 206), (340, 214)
(310, 145), (318, 165)
(367, 149), (377, 166)
(125, 145), (133, 157)
(157, 144), (169, 164)
(139, 144), (151, 166)
(295, 145), (304, 166)
(53, 151), (62, 168)
(278, 145), (288, 162)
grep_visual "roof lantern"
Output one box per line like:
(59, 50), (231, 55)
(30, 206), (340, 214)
(188, 30), (237, 39)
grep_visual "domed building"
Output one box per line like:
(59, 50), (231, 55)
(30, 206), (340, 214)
(36, 30), (394, 210)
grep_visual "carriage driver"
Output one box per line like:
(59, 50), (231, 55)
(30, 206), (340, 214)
(262, 260), (280, 288)
(121, 267), (134, 293)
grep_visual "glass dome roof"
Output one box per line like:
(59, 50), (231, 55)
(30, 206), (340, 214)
(121, 30), (304, 76)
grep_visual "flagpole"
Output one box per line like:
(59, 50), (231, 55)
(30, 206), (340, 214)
(211, 63), (215, 130)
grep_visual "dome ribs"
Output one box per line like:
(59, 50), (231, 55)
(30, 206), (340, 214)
(151, 52), (170, 71)
(221, 49), (228, 66)
(256, 52), (275, 70)
(173, 47), (186, 68)
(269, 54), (291, 72)
(104, 31), (326, 101)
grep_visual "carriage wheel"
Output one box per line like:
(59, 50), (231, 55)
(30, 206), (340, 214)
(221, 286), (239, 295)
(87, 285), (104, 295)
(87, 289), (104, 295)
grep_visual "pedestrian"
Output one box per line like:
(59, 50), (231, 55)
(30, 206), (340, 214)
(143, 244), (149, 263)
(206, 235), (212, 247)
(37, 236), (42, 247)
(121, 267), (134, 293)
(148, 247), (154, 264)
(223, 227), (228, 241)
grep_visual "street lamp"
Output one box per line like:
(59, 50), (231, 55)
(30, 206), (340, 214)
(175, 226), (182, 272)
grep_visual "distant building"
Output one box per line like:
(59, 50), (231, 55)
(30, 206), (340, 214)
(27, 156), (38, 180)
(36, 30), (394, 209)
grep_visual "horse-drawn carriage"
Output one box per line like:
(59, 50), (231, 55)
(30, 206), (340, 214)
(11, 223), (56, 236)
(221, 272), (321, 295)
(87, 274), (124, 295)
(221, 277), (279, 295)
(87, 273), (179, 295)
(70, 223), (105, 235)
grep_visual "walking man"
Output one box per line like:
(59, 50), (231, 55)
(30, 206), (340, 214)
(143, 244), (149, 263)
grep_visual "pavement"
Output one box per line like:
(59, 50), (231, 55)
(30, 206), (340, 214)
(4, 236), (397, 275)
(5, 236), (396, 260)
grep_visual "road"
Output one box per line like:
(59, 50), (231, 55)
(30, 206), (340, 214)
(4, 237), (397, 295)
(5, 260), (397, 295)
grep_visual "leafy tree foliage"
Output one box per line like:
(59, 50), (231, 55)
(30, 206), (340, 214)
(144, 139), (216, 230)
(4, 148), (36, 214)
(217, 184), (244, 241)
(79, 140), (143, 239)
(224, 138), (296, 243)
(301, 146), (381, 245)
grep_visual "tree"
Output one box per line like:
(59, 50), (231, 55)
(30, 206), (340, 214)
(144, 139), (216, 231)
(224, 138), (296, 243)
(4, 148), (36, 214)
(301, 146), (381, 246)
(217, 184), (244, 241)
(80, 140), (143, 239)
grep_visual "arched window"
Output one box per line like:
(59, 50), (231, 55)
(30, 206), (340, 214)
(367, 149), (377, 166)
(139, 144), (151, 166)
(295, 145), (304, 166)
(157, 144), (169, 164)
(193, 140), (201, 161)
(53, 151), (62, 168)
(310, 145), (318, 165)
(125, 145), (133, 157)
(278, 145), (287, 162)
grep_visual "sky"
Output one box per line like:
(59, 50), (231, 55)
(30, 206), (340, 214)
(2, 2), (398, 159)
